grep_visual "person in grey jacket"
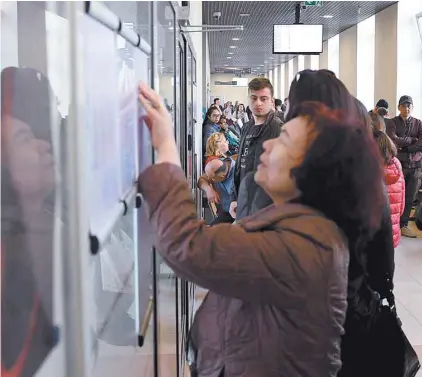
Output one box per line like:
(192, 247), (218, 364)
(137, 82), (385, 377)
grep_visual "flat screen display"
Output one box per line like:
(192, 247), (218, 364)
(273, 24), (323, 54)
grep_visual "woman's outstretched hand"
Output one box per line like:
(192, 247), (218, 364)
(138, 82), (181, 167)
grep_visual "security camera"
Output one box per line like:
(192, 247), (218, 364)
(212, 11), (222, 20)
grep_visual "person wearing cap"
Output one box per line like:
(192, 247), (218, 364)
(386, 95), (422, 238)
(370, 99), (390, 116)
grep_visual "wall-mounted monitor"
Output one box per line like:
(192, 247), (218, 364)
(273, 24), (323, 55)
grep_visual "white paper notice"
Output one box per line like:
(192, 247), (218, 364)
(116, 35), (138, 197)
(82, 15), (120, 235)
(134, 49), (152, 172)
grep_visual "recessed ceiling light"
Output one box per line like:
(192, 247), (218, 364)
(322, 15), (334, 18)
(228, 52), (234, 55)
(260, 64), (264, 67)
(224, 64), (229, 66)
(240, 13), (250, 17)
(227, 57), (232, 59)
(269, 57), (274, 60)
(232, 37), (240, 41)
(229, 46), (237, 48)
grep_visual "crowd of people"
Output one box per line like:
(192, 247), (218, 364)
(200, 78), (422, 241)
(136, 69), (421, 377)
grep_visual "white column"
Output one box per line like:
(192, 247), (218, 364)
(298, 55), (305, 71)
(397, 0), (422, 119)
(320, 40), (329, 69)
(292, 56), (299, 76)
(304, 55), (312, 69)
(311, 55), (320, 70)
(328, 35), (340, 77)
(357, 16), (375, 111)
(273, 67), (279, 99)
(339, 25), (358, 96)
(374, 3), (398, 115)
(284, 62), (290, 97)
(277, 64), (284, 99)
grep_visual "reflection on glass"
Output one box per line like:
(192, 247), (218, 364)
(1, 2), (67, 374)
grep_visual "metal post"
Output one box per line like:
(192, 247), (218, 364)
(63, 2), (92, 377)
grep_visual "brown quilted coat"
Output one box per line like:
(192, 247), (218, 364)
(138, 163), (349, 377)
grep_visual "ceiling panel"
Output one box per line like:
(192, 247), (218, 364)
(203, 1), (397, 75)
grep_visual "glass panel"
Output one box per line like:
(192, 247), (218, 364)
(187, 47), (193, 187)
(1, 2), (68, 376)
(156, 2), (178, 377)
(357, 15), (375, 112)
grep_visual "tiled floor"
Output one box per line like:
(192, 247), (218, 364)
(394, 233), (422, 376)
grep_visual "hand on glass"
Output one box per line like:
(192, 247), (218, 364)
(138, 82), (180, 167)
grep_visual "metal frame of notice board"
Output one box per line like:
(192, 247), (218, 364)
(65, 2), (152, 377)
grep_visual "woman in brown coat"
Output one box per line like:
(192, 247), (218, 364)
(137, 83), (384, 377)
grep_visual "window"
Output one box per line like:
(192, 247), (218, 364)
(357, 15), (375, 111)
(328, 34), (339, 77)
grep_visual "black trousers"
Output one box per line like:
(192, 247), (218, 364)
(400, 168), (420, 227)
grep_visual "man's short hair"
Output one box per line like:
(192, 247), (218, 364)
(274, 98), (282, 107)
(248, 78), (274, 97)
(214, 98), (220, 103)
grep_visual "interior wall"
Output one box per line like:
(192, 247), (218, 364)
(397, 0), (422, 119)
(339, 25), (358, 96)
(374, 3), (398, 116)
(209, 73), (257, 105)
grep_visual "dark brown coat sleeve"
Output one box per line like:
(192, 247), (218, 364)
(138, 163), (343, 305)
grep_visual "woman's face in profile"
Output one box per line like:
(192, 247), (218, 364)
(255, 116), (309, 200)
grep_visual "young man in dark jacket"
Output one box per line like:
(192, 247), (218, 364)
(229, 78), (283, 220)
(198, 78), (282, 221)
(386, 95), (422, 238)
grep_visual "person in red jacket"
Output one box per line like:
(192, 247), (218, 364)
(374, 130), (405, 247)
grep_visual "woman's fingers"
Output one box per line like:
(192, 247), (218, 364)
(138, 82), (161, 107)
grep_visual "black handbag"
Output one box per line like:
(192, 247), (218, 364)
(339, 276), (420, 377)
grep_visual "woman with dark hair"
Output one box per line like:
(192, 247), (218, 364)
(136, 82), (385, 377)
(202, 106), (221, 157)
(286, 70), (398, 377)
(285, 69), (356, 122)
